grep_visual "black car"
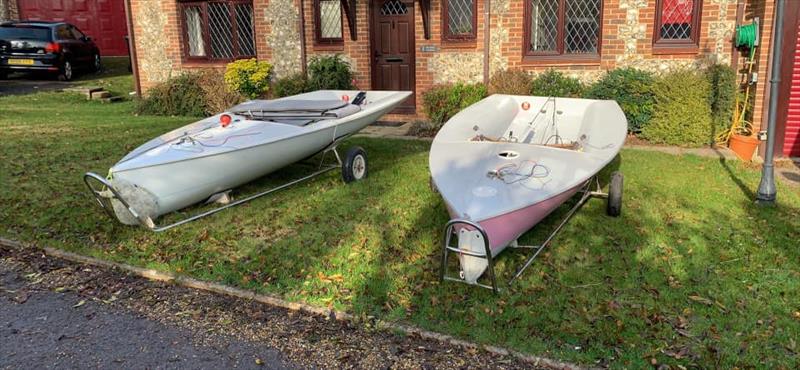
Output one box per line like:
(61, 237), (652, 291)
(0, 21), (101, 81)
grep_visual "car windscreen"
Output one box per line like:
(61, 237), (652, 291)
(0, 26), (51, 41)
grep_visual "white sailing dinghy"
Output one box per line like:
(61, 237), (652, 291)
(430, 94), (627, 292)
(85, 90), (412, 231)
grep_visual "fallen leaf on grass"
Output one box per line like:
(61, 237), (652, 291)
(688, 295), (713, 305)
(317, 272), (344, 283)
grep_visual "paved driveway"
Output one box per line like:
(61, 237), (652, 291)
(0, 73), (74, 96)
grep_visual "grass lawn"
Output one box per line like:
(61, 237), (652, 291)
(1, 74), (799, 368)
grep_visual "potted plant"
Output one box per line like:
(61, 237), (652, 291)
(724, 96), (759, 161)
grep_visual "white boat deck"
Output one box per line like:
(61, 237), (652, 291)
(430, 95), (628, 223)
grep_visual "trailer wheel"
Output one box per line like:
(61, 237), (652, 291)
(342, 146), (367, 183)
(606, 171), (623, 217)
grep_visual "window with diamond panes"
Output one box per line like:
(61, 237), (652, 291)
(315, 0), (343, 45)
(525, 0), (601, 58)
(381, 0), (408, 16)
(443, 0), (476, 41)
(180, 1), (255, 61)
(654, 0), (701, 50)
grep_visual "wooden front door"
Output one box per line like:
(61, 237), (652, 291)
(370, 0), (416, 113)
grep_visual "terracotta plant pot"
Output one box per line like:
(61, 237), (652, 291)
(729, 134), (760, 161)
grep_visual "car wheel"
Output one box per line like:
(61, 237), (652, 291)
(58, 60), (73, 81)
(342, 146), (368, 183)
(92, 54), (102, 73)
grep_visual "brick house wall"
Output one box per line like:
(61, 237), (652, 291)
(129, 0), (774, 133)
(0, 0), (19, 21)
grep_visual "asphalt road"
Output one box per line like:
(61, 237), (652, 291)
(0, 262), (295, 370)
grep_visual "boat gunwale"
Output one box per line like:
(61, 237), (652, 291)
(113, 93), (410, 173)
(432, 146), (616, 223)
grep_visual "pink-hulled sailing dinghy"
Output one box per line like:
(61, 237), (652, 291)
(430, 95), (627, 293)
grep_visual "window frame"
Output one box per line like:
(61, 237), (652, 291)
(441, 0), (478, 43)
(522, 0), (603, 63)
(314, 0), (344, 47)
(177, 0), (256, 63)
(652, 0), (702, 53)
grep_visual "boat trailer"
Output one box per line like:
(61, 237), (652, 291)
(83, 139), (366, 232)
(439, 173), (623, 294)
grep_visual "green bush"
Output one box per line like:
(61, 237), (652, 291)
(406, 120), (439, 137)
(640, 70), (714, 146)
(273, 73), (309, 98)
(584, 67), (656, 133)
(488, 69), (532, 95)
(224, 58), (273, 99)
(530, 69), (584, 98)
(307, 55), (354, 91)
(421, 83), (488, 125)
(706, 64), (737, 135)
(136, 73), (206, 117)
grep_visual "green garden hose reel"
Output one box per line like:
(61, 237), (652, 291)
(735, 18), (759, 58)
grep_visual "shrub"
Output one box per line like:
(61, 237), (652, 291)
(197, 69), (245, 115)
(407, 120), (439, 137)
(488, 69), (532, 95)
(224, 58), (272, 98)
(706, 64), (737, 136)
(584, 68), (656, 133)
(135, 73), (206, 117)
(640, 70), (714, 146)
(421, 83), (488, 125)
(530, 69), (584, 98)
(273, 73), (309, 98)
(307, 55), (354, 91)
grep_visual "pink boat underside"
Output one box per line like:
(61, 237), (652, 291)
(448, 182), (584, 252)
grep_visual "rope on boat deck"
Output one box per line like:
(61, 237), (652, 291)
(491, 160), (552, 190)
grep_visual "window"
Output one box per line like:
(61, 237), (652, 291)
(71, 26), (86, 40)
(314, 0), (343, 46)
(442, 0), (477, 42)
(56, 25), (75, 40)
(179, 1), (255, 61)
(524, 0), (602, 60)
(653, 0), (701, 51)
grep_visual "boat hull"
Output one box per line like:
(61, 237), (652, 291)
(430, 94), (628, 283)
(107, 90), (410, 224)
(113, 126), (336, 218)
(449, 183), (583, 283)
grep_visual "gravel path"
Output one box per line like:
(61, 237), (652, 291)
(0, 245), (535, 369)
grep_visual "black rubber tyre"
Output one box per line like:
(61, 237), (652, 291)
(58, 60), (73, 81)
(92, 53), (102, 73)
(342, 146), (367, 183)
(606, 171), (623, 217)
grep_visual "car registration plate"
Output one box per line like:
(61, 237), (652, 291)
(8, 59), (35, 65)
